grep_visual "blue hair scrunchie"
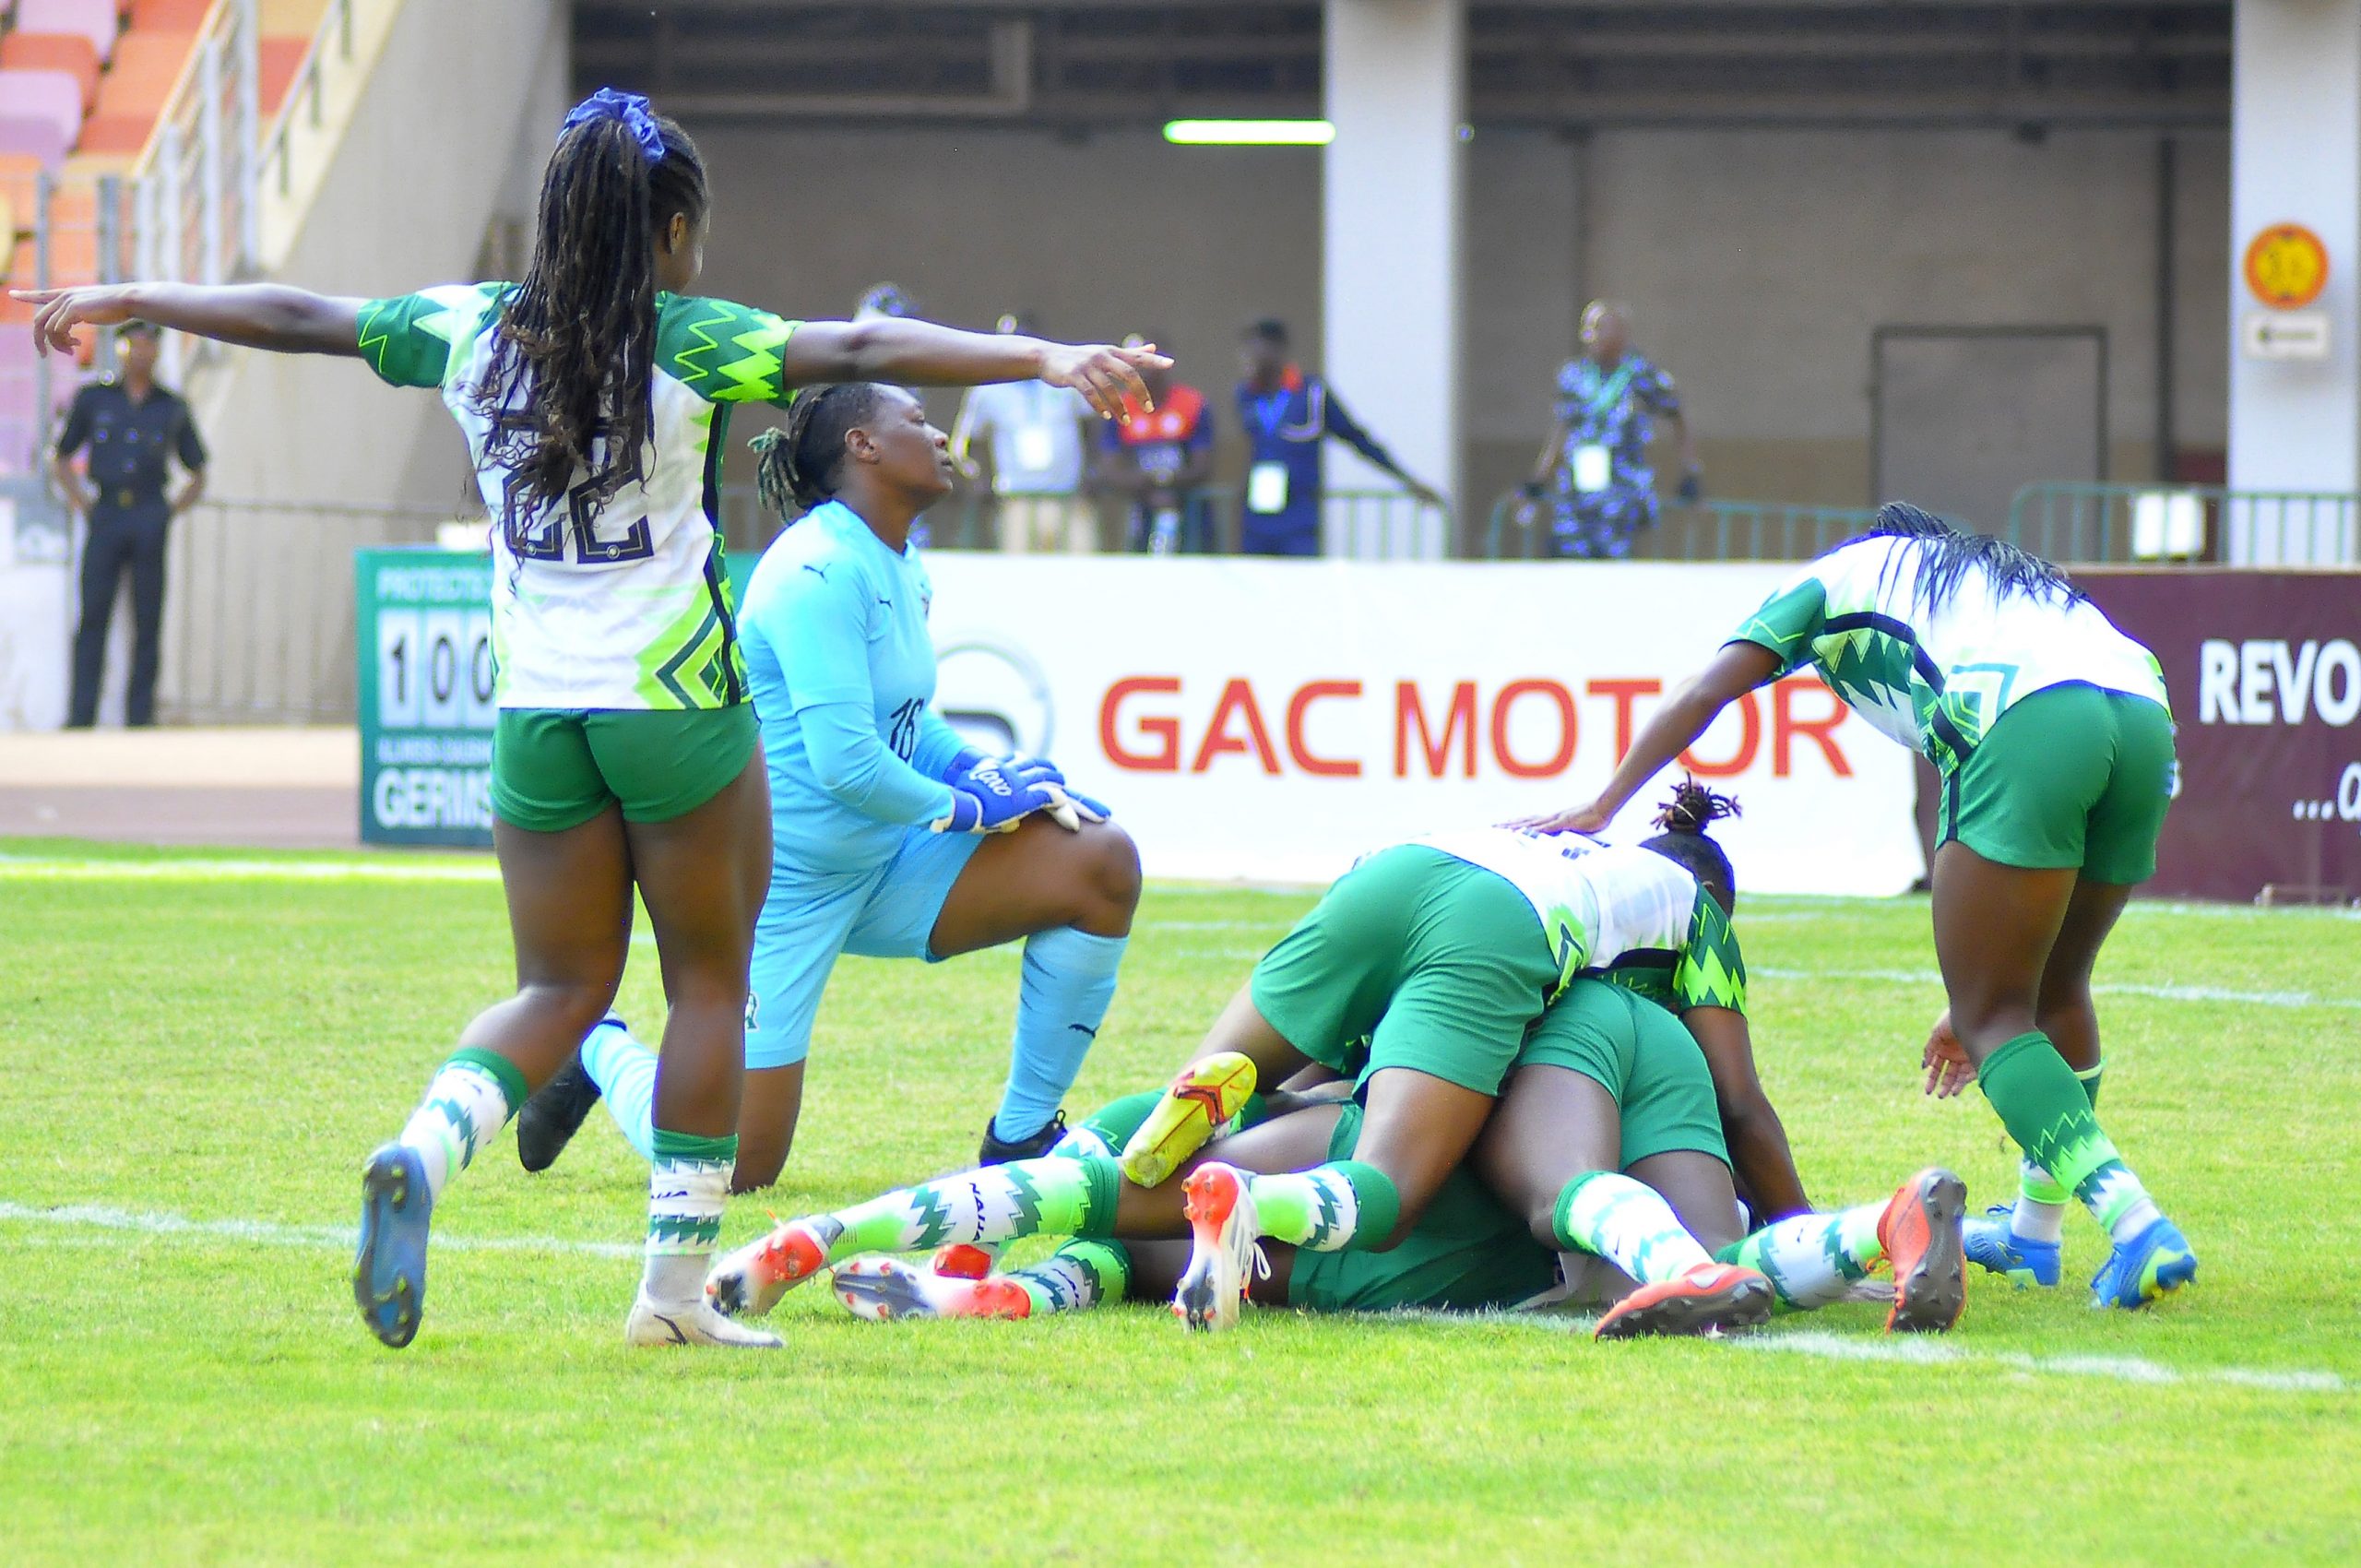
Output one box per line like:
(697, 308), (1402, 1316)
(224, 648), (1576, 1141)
(560, 89), (665, 165)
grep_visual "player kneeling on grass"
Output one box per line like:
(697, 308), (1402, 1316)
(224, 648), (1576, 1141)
(713, 977), (1963, 1338)
(1524, 503), (2195, 1310)
(515, 381), (1143, 1194)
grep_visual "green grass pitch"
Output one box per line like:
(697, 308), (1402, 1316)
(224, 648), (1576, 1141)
(1, 837), (2356, 1565)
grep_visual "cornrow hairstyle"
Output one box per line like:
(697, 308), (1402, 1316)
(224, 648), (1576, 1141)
(751, 382), (891, 519)
(1641, 777), (1740, 913)
(476, 107), (708, 551)
(1859, 501), (2088, 615)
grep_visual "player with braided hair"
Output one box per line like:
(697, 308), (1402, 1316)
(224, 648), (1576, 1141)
(1519, 502), (2195, 1310)
(523, 380), (1152, 1198)
(19, 89), (1160, 1353)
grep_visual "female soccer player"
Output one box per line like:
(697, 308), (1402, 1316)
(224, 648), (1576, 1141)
(15, 90), (1161, 1351)
(518, 381), (1143, 1191)
(1516, 503), (2194, 1310)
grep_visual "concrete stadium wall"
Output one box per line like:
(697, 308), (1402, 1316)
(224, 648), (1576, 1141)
(682, 121), (2230, 525)
(198, 0), (570, 508)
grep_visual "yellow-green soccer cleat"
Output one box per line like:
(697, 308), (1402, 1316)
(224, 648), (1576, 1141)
(1117, 1051), (1260, 1189)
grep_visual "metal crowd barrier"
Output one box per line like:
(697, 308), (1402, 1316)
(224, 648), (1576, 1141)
(2006, 482), (2360, 567)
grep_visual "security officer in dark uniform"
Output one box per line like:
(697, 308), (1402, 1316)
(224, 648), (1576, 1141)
(50, 321), (208, 727)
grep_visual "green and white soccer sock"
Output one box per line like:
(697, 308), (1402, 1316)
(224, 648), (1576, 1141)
(1978, 1034), (2161, 1246)
(1553, 1170), (1714, 1285)
(644, 1129), (736, 1303)
(395, 1048), (527, 1201)
(1717, 1203), (1886, 1311)
(1247, 1162), (1400, 1253)
(812, 1155), (1122, 1267)
(2011, 1060), (2103, 1247)
(1010, 1240), (1132, 1314)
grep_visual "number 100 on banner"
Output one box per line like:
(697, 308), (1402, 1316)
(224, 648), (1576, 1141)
(356, 549), (497, 847)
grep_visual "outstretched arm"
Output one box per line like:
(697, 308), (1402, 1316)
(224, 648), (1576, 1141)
(1509, 639), (1779, 834)
(778, 319), (1169, 423)
(15, 283), (364, 359)
(1683, 1006), (1810, 1221)
(1324, 386), (1442, 505)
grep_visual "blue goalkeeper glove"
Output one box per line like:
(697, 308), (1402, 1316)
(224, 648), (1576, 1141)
(931, 758), (1059, 835)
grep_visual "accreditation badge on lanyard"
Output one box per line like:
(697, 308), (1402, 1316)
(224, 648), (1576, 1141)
(1013, 424), (1056, 473)
(1248, 385), (1297, 514)
(1571, 443), (1613, 494)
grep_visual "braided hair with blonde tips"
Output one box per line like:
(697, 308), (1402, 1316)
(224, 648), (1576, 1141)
(1641, 776), (1741, 913)
(750, 382), (891, 520)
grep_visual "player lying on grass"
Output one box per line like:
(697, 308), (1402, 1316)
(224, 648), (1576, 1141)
(514, 381), (1141, 1194)
(711, 977), (1965, 1337)
(1519, 502), (2194, 1310)
(18, 93), (1165, 1353)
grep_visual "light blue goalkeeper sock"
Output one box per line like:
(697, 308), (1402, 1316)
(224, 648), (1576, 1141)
(579, 1016), (658, 1164)
(993, 926), (1127, 1142)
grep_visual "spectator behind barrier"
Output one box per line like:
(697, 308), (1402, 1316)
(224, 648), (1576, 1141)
(1091, 334), (1216, 555)
(1518, 300), (1703, 561)
(951, 310), (1100, 554)
(1234, 317), (1441, 558)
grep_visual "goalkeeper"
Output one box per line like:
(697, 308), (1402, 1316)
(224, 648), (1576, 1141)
(516, 382), (1141, 1191)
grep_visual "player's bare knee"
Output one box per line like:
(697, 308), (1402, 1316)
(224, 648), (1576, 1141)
(1084, 823), (1143, 926)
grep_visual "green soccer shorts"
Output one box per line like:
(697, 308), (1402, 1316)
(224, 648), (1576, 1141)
(491, 705), (757, 834)
(1940, 683), (2176, 885)
(1249, 845), (1561, 1098)
(1285, 1102), (1561, 1314)
(1512, 979), (1729, 1169)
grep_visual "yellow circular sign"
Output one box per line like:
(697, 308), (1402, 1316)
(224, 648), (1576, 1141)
(2245, 223), (2329, 309)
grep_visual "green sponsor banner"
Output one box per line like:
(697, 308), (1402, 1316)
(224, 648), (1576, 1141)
(355, 547), (756, 848)
(356, 549), (497, 847)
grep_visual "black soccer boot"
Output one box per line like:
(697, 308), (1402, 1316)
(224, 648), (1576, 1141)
(977, 1109), (1068, 1166)
(515, 1030), (611, 1173)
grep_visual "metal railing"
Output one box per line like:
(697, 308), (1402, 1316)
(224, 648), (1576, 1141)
(723, 484), (1449, 559)
(2006, 482), (2360, 567)
(159, 495), (464, 724)
(132, 0), (267, 386)
(0, 172), (137, 476)
(1481, 493), (1880, 561)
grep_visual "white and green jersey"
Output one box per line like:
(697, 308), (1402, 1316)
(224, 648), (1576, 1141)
(1731, 535), (2168, 773)
(356, 286), (802, 710)
(1411, 828), (1747, 1015)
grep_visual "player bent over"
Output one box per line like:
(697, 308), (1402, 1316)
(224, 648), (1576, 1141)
(516, 383), (1141, 1195)
(1526, 504), (2194, 1309)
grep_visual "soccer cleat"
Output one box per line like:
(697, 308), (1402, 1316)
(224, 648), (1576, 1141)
(1174, 1161), (1264, 1333)
(1120, 1051), (1261, 1189)
(1878, 1168), (1968, 1334)
(930, 1242), (1000, 1280)
(624, 1291), (784, 1349)
(514, 1033), (611, 1173)
(1594, 1263), (1774, 1341)
(832, 1256), (1035, 1322)
(979, 1110), (1068, 1165)
(1964, 1202), (2062, 1289)
(2089, 1217), (2198, 1311)
(352, 1142), (433, 1350)
(705, 1216), (838, 1318)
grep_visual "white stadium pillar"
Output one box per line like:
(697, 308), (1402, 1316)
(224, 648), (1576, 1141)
(2227, 0), (2361, 563)
(1323, 0), (1465, 555)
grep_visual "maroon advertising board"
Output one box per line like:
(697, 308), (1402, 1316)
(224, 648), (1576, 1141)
(2077, 570), (2360, 904)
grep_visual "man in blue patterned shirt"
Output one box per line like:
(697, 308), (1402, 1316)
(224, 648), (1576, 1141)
(1519, 302), (1701, 560)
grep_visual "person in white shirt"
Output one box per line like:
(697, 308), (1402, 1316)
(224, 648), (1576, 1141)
(953, 312), (1102, 553)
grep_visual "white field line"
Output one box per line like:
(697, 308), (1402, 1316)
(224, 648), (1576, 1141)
(1382, 1310), (2349, 1395)
(0, 854), (498, 884)
(0, 1201), (636, 1257)
(6, 1202), (2351, 1396)
(1752, 965), (2361, 1011)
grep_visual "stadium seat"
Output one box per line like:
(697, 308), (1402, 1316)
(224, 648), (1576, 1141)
(78, 30), (196, 157)
(0, 70), (83, 170)
(130, 0), (212, 29)
(258, 34), (307, 118)
(262, 0), (331, 32)
(0, 153), (42, 230)
(1, 33), (103, 113)
(18, 0), (124, 63)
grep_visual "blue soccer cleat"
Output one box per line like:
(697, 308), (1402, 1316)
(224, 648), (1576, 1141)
(1963, 1202), (2061, 1289)
(353, 1142), (433, 1348)
(2090, 1217), (2198, 1311)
